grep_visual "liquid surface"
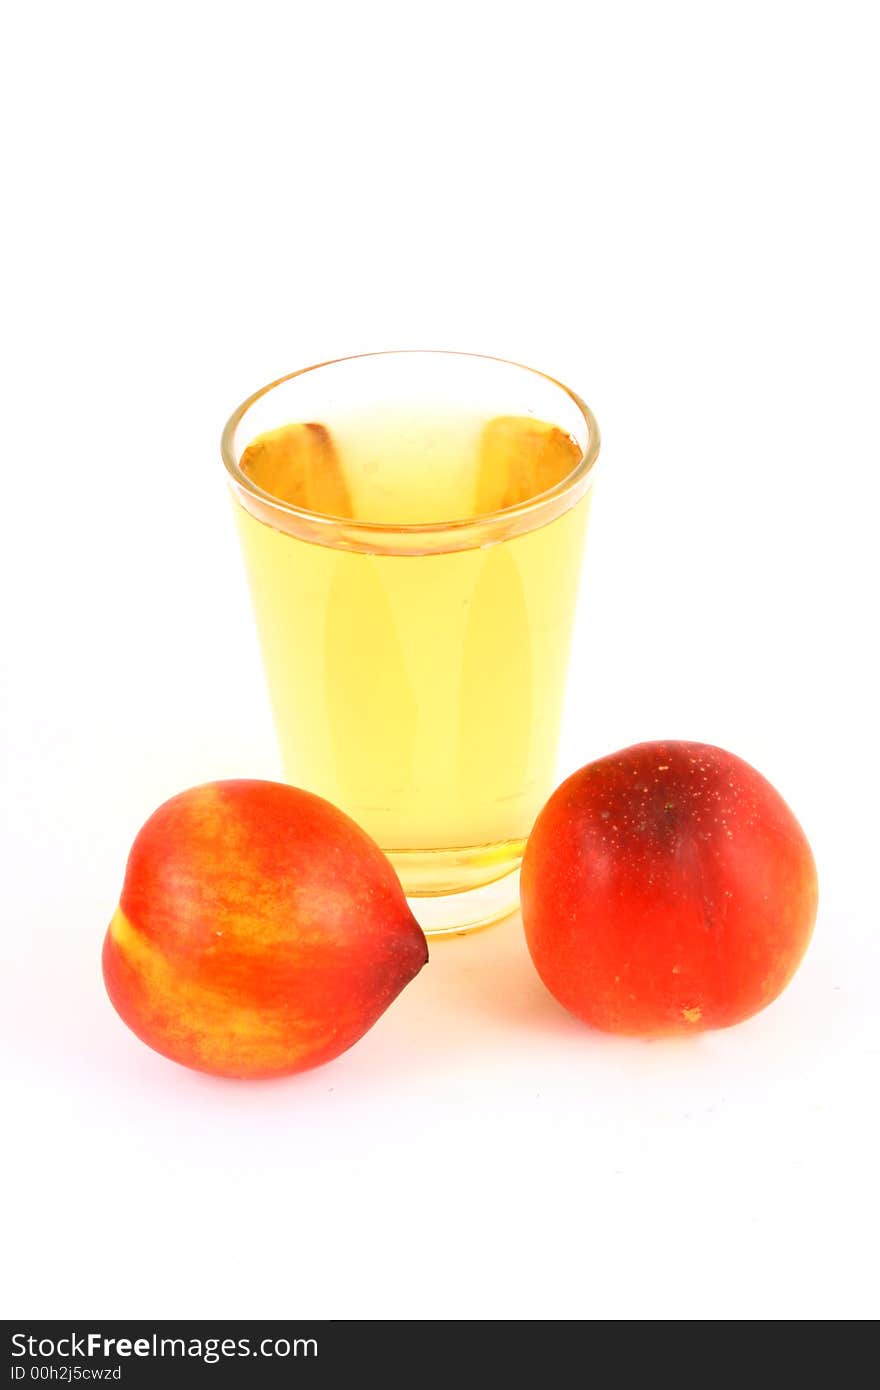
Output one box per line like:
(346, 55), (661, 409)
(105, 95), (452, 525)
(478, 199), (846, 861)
(233, 414), (589, 886)
(239, 410), (578, 524)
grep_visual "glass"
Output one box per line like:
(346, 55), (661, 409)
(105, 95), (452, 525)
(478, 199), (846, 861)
(221, 351), (600, 933)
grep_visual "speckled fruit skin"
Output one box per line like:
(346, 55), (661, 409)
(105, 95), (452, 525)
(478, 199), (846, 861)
(102, 780), (428, 1078)
(521, 742), (818, 1036)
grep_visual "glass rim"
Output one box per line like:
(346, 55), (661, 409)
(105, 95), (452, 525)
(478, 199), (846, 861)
(220, 350), (601, 556)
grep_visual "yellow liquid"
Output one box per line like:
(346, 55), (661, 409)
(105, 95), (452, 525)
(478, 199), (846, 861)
(232, 411), (589, 895)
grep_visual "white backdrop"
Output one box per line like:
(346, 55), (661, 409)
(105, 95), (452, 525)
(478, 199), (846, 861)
(3, 0), (878, 1319)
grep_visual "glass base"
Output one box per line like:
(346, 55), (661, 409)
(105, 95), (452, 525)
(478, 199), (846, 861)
(406, 867), (521, 936)
(387, 838), (525, 894)
(385, 839), (524, 936)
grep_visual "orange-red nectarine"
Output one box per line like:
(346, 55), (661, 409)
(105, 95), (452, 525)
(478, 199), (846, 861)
(102, 780), (427, 1077)
(521, 741), (818, 1036)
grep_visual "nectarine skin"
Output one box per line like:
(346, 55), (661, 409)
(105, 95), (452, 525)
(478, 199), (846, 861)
(521, 742), (818, 1036)
(102, 780), (428, 1078)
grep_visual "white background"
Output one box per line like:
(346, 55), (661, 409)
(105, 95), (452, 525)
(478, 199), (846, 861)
(3, 0), (878, 1321)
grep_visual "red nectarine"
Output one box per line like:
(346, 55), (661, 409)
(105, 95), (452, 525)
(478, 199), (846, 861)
(521, 741), (818, 1035)
(102, 780), (427, 1078)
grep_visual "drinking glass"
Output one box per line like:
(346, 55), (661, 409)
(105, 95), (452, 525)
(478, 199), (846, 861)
(222, 351), (600, 933)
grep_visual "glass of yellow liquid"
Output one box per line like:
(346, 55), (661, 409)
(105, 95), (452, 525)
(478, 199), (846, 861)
(221, 352), (600, 934)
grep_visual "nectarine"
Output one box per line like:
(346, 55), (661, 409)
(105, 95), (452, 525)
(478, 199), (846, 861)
(521, 741), (818, 1035)
(102, 780), (427, 1078)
